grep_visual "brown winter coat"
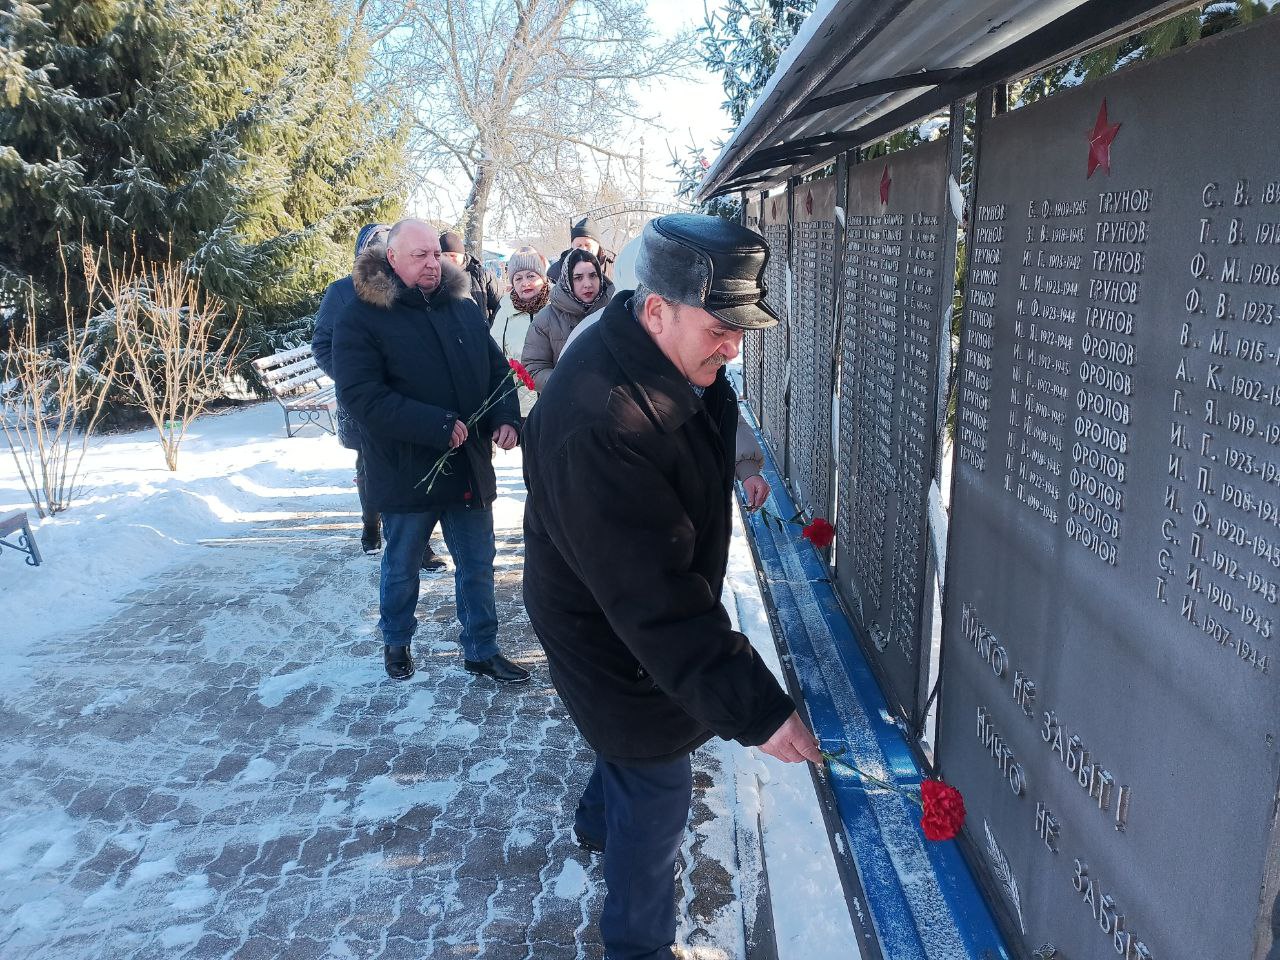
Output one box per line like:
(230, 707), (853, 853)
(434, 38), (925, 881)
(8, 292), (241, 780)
(521, 278), (616, 391)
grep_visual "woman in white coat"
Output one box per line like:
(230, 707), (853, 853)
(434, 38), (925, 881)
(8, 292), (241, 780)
(491, 247), (549, 417)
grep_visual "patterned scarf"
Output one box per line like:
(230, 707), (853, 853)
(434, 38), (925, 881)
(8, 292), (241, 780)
(510, 283), (550, 315)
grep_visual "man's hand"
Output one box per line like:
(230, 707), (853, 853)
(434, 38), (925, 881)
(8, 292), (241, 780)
(742, 474), (770, 511)
(492, 424), (518, 450)
(449, 419), (469, 449)
(758, 711), (822, 764)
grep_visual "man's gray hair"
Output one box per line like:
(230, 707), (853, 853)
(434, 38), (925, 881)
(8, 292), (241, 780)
(632, 283), (675, 318)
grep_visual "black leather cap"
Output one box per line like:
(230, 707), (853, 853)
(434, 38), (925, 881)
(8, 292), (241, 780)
(633, 214), (779, 329)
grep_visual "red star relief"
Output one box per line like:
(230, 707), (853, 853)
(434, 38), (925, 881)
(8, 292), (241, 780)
(1087, 99), (1121, 179)
(880, 165), (892, 205)
(805, 190), (813, 215)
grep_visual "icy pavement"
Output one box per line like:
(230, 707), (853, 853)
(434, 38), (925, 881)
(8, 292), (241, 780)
(0, 405), (764, 960)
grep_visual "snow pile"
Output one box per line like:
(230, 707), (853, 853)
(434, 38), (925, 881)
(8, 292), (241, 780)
(1, 404), (352, 641)
(0, 402), (526, 646)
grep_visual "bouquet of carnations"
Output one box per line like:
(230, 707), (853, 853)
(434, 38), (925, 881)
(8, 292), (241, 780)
(417, 359), (537, 494)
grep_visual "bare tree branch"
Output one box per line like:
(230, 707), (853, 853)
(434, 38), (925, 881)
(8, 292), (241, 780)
(361, 0), (694, 251)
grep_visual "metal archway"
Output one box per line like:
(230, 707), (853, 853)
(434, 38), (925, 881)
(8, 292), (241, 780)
(574, 199), (688, 221)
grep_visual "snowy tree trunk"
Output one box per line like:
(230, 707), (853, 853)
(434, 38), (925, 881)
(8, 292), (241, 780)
(463, 162), (493, 258)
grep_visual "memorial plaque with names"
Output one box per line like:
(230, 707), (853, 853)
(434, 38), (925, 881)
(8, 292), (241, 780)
(835, 140), (949, 720)
(941, 19), (1280, 960)
(743, 197), (765, 416)
(761, 192), (791, 460)
(787, 176), (838, 519)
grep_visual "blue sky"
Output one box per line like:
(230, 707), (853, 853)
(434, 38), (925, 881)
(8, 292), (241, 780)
(639, 0), (737, 196)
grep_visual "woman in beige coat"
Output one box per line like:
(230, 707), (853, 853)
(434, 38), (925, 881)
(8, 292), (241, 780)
(521, 248), (615, 391)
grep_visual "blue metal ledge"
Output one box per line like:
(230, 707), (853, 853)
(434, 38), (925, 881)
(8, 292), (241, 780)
(739, 405), (1010, 960)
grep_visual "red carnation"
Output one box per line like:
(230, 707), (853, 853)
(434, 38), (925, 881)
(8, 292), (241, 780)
(802, 517), (835, 549)
(919, 779), (966, 841)
(509, 358), (536, 391)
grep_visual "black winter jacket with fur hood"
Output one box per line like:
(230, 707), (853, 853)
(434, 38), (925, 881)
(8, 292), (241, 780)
(332, 249), (519, 512)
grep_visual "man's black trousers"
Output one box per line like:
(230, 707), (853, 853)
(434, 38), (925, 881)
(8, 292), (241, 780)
(574, 753), (693, 960)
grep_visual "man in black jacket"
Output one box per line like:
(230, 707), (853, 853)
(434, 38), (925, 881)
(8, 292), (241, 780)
(546, 216), (615, 284)
(311, 224), (446, 569)
(333, 218), (529, 684)
(440, 231), (502, 325)
(522, 214), (821, 960)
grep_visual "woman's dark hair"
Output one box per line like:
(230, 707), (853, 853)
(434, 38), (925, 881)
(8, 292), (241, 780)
(562, 247), (602, 285)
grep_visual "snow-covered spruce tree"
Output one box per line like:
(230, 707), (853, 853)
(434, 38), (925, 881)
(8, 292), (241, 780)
(668, 142), (740, 220)
(0, 0), (403, 356)
(1012, 2), (1272, 109)
(699, 0), (816, 125)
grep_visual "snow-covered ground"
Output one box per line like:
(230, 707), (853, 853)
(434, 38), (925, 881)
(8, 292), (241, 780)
(724, 517), (860, 959)
(1, 403), (377, 646)
(0, 401), (857, 959)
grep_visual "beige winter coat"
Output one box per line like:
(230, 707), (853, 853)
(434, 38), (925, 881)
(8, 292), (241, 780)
(493, 294), (540, 416)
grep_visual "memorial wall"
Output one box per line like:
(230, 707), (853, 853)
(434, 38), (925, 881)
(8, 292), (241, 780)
(786, 176), (838, 519)
(834, 140), (950, 720)
(940, 18), (1280, 960)
(760, 192), (791, 461)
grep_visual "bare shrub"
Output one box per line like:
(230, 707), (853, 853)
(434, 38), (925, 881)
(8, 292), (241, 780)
(0, 243), (120, 517)
(110, 248), (244, 471)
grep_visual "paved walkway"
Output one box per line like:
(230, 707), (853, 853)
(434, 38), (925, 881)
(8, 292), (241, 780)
(0, 459), (747, 959)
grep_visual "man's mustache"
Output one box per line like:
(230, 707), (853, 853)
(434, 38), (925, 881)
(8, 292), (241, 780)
(703, 353), (728, 368)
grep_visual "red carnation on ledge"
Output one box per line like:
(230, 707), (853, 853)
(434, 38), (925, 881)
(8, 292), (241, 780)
(802, 517), (835, 548)
(920, 779), (967, 841)
(822, 748), (967, 842)
(755, 507), (837, 552)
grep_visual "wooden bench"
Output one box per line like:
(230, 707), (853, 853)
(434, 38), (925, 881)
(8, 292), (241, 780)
(0, 510), (41, 566)
(252, 345), (337, 437)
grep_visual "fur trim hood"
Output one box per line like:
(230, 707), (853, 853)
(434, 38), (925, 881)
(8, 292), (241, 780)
(352, 244), (471, 309)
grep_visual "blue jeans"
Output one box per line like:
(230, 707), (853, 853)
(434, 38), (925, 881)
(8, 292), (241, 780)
(378, 509), (500, 662)
(576, 753), (693, 960)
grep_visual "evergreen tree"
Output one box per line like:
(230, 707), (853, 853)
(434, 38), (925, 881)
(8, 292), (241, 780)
(0, 0), (403, 349)
(668, 0), (814, 214)
(1012, 2), (1272, 109)
(669, 141), (740, 220)
(699, 0), (816, 125)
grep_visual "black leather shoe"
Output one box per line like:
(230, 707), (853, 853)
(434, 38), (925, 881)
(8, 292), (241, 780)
(420, 551), (447, 572)
(384, 645), (415, 680)
(464, 654), (531, 684)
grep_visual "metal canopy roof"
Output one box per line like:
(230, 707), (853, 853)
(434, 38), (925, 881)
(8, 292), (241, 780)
(697, 0), (1188, 199)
